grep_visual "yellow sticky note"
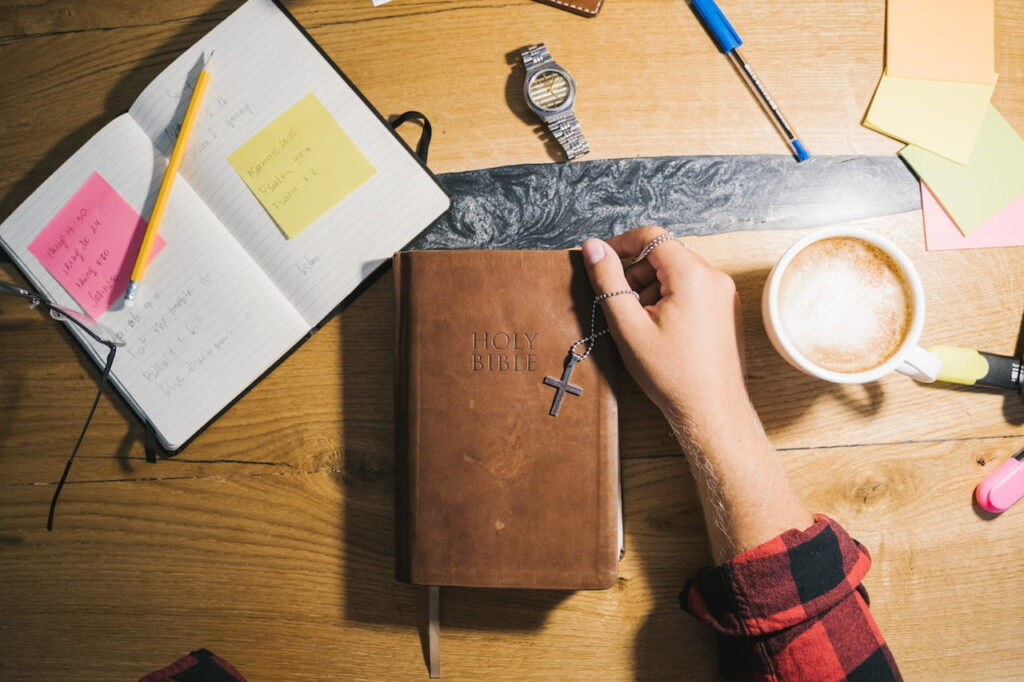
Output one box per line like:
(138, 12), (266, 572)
(863, 74), (995, 164)
(900, 106), (1024, 235)
(887, 0), (995, 85)
(229, 93), (376, 238)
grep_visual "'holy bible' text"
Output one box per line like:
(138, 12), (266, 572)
(471, 331), (538, 372)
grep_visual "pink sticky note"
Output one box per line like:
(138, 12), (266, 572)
(922, 182), (1024, 251)
(29, 173), (166, 319)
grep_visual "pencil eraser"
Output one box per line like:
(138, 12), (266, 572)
(976, 456), (1024, 513)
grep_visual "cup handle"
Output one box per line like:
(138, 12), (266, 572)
(897, 345), (942, 383)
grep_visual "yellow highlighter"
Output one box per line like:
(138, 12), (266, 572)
(124, 55), (212, 305)
(930, 345), (1023, 393)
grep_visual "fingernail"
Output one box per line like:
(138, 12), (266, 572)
(582, 239), (605, 266)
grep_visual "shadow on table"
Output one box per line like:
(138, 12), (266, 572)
(338, 276), (569, 671)
(336, 276), (710, 676)
(867, 301), (1024, 426)
(1007, 312), (1024, 424)
(742, 266), (1024, 429)
(623, 266), (888, 678)
(334, 263), (898, 674)
(735, 267), (888, 431)
(504, 47), (566, 164)
(0, 2), (239, 222)
(327, 134), (1012, 671)
(0, 264), (147, 479)
(623, 445), (719, 680)
(0, 312), (31, 450)
(619, 267), (888, 456)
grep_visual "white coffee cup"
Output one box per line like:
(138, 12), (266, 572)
(761, 227), (942, 385)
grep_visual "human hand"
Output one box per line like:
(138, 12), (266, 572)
(580, 226), (753, 445)
(583, 227), (813, 561)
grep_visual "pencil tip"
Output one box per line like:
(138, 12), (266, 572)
(123, 280), (138, 306)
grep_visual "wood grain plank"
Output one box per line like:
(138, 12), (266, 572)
(6, 0), (1021, 206)
(2, 440), (1021, 680)
(782, 439), (1024, 681)
(0, 1), (231, 40)
(0, 458), (716, 681)
(2, 0), (1024, 679)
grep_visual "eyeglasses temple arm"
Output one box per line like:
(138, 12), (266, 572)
(47, 344), (117, 531)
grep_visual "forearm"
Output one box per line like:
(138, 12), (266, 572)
(578, 229), (898, 679)
(675, 397), (902, 680)
(666, 392), (814, 564)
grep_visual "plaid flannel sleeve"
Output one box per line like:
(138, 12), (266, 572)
(680, 515), (902, 681)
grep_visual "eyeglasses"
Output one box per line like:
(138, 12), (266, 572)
(0, 281), (125, 530)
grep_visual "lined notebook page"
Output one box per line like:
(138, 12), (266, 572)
(0, 116), (307, 449)
(129, 0), (450, 327)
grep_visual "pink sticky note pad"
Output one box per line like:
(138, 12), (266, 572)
(28, 173), (166, 319)
(922, 182), (1024, 251)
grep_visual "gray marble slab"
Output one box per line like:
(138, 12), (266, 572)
(411, 155), (920, 250)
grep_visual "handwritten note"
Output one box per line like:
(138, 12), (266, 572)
(227, 93), (376, 238)
(28, 172), (166, 319)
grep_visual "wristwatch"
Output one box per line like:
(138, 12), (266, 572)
(520, 44), (590, 161)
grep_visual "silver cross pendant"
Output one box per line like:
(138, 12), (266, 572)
(543, 353), (584, 416)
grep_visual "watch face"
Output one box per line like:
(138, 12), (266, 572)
(528, 70), (571, 111)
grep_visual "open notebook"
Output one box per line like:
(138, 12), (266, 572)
(0, 0), (450, 451)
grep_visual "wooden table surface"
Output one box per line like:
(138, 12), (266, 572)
(2, 1), (1023, 680)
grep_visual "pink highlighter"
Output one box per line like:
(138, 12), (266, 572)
(976, 449), (1024, 513)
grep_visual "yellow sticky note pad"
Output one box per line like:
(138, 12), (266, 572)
(863, 75), (995, 164)
(229, 93), (376, 238)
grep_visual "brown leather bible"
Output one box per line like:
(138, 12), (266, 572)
(394, 249), (621, 589)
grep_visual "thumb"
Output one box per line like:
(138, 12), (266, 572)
(581, 239), (651, 336)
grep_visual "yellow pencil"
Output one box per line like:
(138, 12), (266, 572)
(124, 55), (212, 305)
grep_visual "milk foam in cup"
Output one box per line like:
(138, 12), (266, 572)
(762, 227), (941, 385)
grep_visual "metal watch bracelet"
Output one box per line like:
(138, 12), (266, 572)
(547, 114), (589, 161)
(521, 44), (554, 70)
(521, 45), (590, 161)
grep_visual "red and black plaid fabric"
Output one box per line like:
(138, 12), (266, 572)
(139, 649), (246, 682)
(681, 515), (902, 681)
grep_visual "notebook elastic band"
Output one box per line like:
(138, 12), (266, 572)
(390, 111), (433, 164)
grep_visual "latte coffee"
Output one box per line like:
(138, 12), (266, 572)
(777, 237), (913, 373)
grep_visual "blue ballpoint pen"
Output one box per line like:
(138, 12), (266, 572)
(691, 0), (810, 162)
